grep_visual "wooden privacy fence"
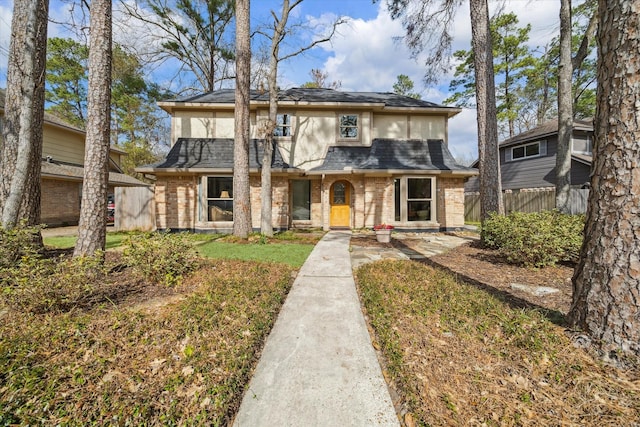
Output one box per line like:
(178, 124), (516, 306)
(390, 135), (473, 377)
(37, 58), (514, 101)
(465, 188), (589, 223)
(115, 186), (156, 231)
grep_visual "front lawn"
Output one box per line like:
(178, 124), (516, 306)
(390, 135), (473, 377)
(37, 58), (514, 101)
(197, 240), (314, 267)
(357, 260), (640, 426)
(1, 229), (321, 425)
(0, 259), (294, 425)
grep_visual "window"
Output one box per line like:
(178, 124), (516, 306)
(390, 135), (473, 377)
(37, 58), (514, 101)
(291, 180), (310, 221)
(274, 113), (292, 137)
(206, 177), (233, 221)
(507, 140), (546, 161)
(338, 114), (359, 139)
(572, 136), (592, 155)
(394, 177), (435, 222)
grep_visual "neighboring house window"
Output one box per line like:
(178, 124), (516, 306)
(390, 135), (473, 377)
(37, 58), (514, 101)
(572, 135), (592, 155)
(274, 113), (292, 137)
(394, 177), (435, 222)
(338, 114), (359, 140)
(206, 176), (233, 221)
(291, 180), (311, 221)
(506, 140), (547, 162)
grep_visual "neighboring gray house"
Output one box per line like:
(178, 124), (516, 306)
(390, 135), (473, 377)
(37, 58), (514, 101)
(465, 119), (593, 192)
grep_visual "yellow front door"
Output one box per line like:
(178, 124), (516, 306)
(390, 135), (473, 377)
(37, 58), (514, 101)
(330, 181), (351, 228)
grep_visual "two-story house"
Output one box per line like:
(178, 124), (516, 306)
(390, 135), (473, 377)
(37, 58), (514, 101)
(137, 88), (477, 233)
(0, 89), (148, 226)
(465, 119), (593, 193)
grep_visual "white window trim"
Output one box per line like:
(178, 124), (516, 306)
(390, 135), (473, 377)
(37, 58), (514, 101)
(506, 140), (547, 162)
(394, 176), (437, 223)
(337, 113), (361, 142)
(571, 135), (593, 155)
(274, 112), (294, 139)
(202, 176), (234, 223)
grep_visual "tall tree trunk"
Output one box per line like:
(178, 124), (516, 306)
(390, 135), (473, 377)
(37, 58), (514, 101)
(471, 0), (503, 225)
(569, 0), (640, 356)
(233, 0), (252, 238)
(0, 0), (49, 229)
(261, 0), (293, 237)
(74, 0), (112, 257)
(556, 0), (573, 214)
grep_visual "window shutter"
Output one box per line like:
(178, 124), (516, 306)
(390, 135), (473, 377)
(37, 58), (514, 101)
(505, 148), (512, 162)
(540, 140), (547, 156)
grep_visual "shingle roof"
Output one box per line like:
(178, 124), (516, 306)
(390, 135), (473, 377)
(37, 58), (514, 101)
(500, 119), (593, 147)
(168, 88), (454, 110)
(309, 139), (477, 175)
(140, 138), (291, 171)
(41, 160), (148, 186)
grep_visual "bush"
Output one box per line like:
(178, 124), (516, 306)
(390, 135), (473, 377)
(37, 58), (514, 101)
(481, 210), (584, 267)
(0, 221), (43, 270)
(1, 253), (106, 313)
(122, 231), (199, 286)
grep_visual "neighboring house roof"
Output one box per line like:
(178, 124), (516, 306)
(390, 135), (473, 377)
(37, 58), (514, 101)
(137, 138), (292, 173)
(571, 153), (593, 165)
(309, 139), (477, 176)
(499, 119), (593, 148)
(41, 160), (148, 186)
(159, 88), (461, 117)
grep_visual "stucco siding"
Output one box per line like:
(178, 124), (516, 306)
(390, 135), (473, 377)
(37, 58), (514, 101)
(409, 115), (446, 140)
(373, 114), (408, 139)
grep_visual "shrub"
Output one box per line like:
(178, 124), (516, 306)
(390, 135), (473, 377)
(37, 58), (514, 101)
(0, 221), (43, 270)
(1, 253), (106, 313)
(481, 210), (584, 267)
(122, 231), (199, 286)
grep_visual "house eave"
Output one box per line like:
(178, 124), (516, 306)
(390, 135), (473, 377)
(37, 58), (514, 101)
(305, 168), (478, 176)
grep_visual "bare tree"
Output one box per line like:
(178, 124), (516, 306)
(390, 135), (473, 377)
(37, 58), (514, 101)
(74, 0), (112, 257)
(233, 0), (252, 238)
(300, 68), (342, 89)
(0, 0), (49, 229)
(556, 0), (598, 213)
(257, 1), (345, 236)
(569, 0), (640, 357)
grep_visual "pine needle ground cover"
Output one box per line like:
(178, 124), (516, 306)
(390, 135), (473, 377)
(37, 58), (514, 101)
(357, 260), (640, 426)
(0, 259), (294, 426)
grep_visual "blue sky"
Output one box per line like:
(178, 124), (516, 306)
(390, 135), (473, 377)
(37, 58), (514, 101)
(0, 0), (565, 160)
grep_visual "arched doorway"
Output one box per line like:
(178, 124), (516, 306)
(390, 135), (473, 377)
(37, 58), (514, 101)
(329, 180), (351, 228)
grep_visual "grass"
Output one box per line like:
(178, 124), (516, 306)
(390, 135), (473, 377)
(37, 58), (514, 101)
(0, 259), (294, 426)
(197, 240), (314, 267)
(356, 260), (640, 426)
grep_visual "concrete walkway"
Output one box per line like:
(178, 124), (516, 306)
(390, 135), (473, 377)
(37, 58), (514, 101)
(233, 231), (399, 427)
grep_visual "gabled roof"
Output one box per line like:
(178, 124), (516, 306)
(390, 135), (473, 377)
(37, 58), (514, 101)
(500, 119), (593, 148)
(160, 88), (461, 116)
(137, 138), (292, 173)
(309, 139), (477, 176)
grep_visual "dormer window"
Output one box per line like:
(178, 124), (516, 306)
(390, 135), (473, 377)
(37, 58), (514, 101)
(506, 140), (547, 162)
(338, 114), (359, 140)
(274, 113), (292, 137)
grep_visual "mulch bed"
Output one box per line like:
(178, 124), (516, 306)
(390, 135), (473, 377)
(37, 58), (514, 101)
(352, 233), (574, 318)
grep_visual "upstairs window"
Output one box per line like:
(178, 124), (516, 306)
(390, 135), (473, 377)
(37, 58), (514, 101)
(572, 136), (592, 155)
(338, 114), (359, 139)
(506, 140), (546, 162)
(274, 113), (292, 137)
